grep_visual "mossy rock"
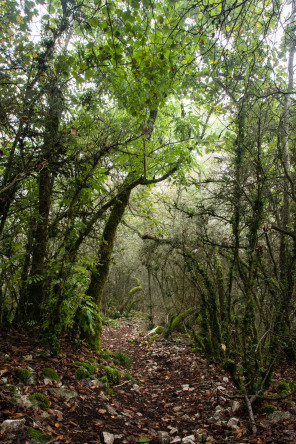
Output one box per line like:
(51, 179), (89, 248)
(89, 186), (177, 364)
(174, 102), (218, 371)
(113, 351), (133, 369)
(16, 368), (32, 383)
(75, 366), (90, 380)
(42, 368), (59, 382)
(29, 392), (50, 410)
(28, 427), (53, 443)
(73, 361), (96, 375)
(102, 365), (121, 385)
(263, 404), (276, 414)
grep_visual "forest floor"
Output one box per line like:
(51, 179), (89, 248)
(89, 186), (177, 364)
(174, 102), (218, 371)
(0, 317), (296, 443)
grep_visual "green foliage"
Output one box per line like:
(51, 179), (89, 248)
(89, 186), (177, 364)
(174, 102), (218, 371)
(29, 392), (50, 410)
(149, 334), (160, 341)
(74, 360), (97, 374)
(262, 404), (276, 414)
(113, 351), (133, 369)
(77, 295), (101, 338)
(42, 368), (59, 381)
(16, 368), (32, 383)
(102, 365), (121, 385)
(28, 427), (53, 443)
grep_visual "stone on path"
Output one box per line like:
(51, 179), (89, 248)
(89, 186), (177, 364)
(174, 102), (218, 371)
(1, 418), (26, 434)
(48, 387), (78, 400)
(158, 430), (170, 443)
(182, 435), (195, 443)
(269, 410), (291, 422)
(102, 431), (115, 444)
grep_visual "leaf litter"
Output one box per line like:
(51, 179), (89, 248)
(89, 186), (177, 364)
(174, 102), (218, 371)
(0, 318), (295, 443)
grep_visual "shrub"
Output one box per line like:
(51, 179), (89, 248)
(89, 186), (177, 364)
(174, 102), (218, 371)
(29, 392), (50, 410)
(42, 368), (59, 381)
(16, 368), (32, 383)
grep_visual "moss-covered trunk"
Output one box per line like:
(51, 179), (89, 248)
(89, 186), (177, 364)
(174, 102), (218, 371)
(25, 82), (63, 323)
(85, 177), (136, 349)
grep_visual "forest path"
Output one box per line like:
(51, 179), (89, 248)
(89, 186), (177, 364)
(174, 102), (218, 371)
(100, 317), (238, 443)
(0, 318), (295, 443)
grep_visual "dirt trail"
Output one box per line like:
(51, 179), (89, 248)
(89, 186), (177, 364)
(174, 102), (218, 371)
(100, 318), (236, 443)
(0, 318), (296, 443)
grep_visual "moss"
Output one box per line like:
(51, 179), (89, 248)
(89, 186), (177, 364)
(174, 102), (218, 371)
(149, 334), (159, 341)
(42, 368), (59, 381)
(100, 349), (113, 360)
(16, 368), (32, 383)
(75, 366), (90, 380)
(8, 384), (16, 395)
(113, 351), (133, 369)
(87, 357), (96, 363)
(28, 427), (53, 443)
(263, 404), (276, 414)
(163, 308), (194, 339)
(99, 375), (110, 389)
(102, 365), (121, 385)
(278, 382), (290, 393)
(73, 361), (96, 375)
(29, 392), (50, 410)
(124, 372), (137, 383)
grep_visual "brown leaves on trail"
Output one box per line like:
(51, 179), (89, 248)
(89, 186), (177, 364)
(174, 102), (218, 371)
(1, 322), (296, 443)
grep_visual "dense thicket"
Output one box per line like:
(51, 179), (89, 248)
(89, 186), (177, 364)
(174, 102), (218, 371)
(1, 0), (296, 418)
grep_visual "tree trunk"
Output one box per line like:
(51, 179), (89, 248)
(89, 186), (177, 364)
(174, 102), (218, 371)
(85, 176), (137, 349)
(26, 81), (63, 323)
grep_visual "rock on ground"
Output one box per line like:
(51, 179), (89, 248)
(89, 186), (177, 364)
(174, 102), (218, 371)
(1, 418), (26, 434)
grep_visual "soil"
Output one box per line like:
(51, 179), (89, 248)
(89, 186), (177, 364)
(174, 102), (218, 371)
(0, 317), (295, 443)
